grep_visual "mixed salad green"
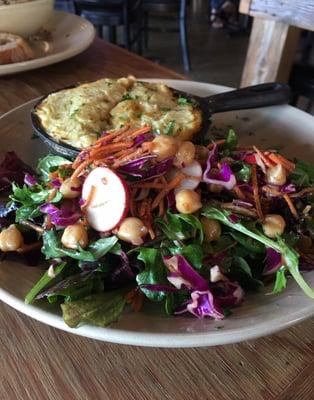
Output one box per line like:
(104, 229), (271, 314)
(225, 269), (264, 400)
(0, 127), (313, 328)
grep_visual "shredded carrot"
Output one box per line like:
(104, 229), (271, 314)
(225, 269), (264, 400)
(125, 288), (144, 312)
(81, 185), (96, 209)
(71, 159), (91, 179)
(158, 198), (165, 217)
(47, 188), (57, 202)
(233, 185), (246, 200)
(290, 187), (314, 198)
(89, 141), (134, 158)
(151, 173), (185, 210)
(45, 215), (52, 230)
(48, 171), (59, 180)
(139, 199), (147, 217)
(113, 148), (148, 168)
(283, 193), (298, 218)
(112, 125), (151, 143)
(268, 153), (295, 171)
(207, 139), (225, 149)
(93, 125), (130, 146)
(262, 186), (282, 196)
(129, 198), (137, 217)
(131, 182), (165, 190)
(125, 288), (137, 303)
(251, 164), (263, 220)
(252, 145), (274, 168)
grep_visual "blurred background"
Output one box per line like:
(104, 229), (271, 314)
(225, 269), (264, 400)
(54, 0), (313, 112)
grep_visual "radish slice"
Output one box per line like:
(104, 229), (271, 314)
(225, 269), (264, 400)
(82, 167), (129, 232)
(175, 160), (202, 192)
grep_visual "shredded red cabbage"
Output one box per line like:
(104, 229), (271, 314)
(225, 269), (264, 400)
(24, 173), (37, 187)
(40, 200), (81, 227)
(263, 247), (282, 275)
(175, 290), (224, 319)
(163, 255), (208, 290)
(0, 151), (34, 192)
(203, 146), (236, 190)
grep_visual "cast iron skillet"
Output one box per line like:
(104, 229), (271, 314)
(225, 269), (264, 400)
(31, 82), (291, 159)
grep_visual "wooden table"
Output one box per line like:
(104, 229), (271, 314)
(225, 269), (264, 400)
(239, 0), (314, 86)
(0, 38), (313, 400)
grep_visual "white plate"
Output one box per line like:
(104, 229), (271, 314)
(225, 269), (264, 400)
(0, 80), (313, 348)
(0, 11), (95, 76)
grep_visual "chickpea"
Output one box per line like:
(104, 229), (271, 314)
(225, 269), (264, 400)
(262, 214), (286, 238)
(200, 217), (222, 242)
(0, 225), (24, 252)
(174, 141), (195, 168)
(117, 217), (148, 245)
(175, 189), (202, 214)
(151, 135), (179, 161)
(61, 223), (88, 249)
(60, 177), (82, 199)
(266, 164), (287, 186)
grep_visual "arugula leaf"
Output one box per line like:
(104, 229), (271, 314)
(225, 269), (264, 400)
(229, 231), (265, 253)
(164, 120), (175, 136)
(15, 205), (42, 222)
(37, 155), (71, 181)
(201, 205), (314, 299)
(136, 248), (167, 301)
(290, 159), (314, 186)
(42, 231), (118, 262)
(169, 243), (203, 269)
(235, 163), (252, 182)
(25, 262), (67, 304)
(272, 267), (287, 294)
(11, 183), (61, 206)
(222, 129), (238, 151)
(156, 212), (204, 243)
(61, 291), (126, 328)
(88, 236), (119, 259)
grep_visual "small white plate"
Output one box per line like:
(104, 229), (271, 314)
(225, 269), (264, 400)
(0, 80), (313, 347)
(0, 11), (95, 76)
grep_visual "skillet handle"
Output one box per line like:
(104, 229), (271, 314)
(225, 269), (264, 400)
(207, 83), (291, 114)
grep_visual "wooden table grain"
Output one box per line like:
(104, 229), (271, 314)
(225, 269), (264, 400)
(0, 38), (313, 400)
(239, 0), (314, 86)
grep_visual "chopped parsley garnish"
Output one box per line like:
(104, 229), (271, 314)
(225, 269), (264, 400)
(164, 120), (176, 136)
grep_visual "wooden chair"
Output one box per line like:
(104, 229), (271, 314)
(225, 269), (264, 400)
(73, 0), (143, 51)
(142, 0), (191, 72)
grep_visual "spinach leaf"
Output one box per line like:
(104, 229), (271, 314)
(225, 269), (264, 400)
(177, 96), (196, 106)
(61, 290), (126, 328)
(37, 155), (71, 181)
(136, 248), (167, 301)
(25, 262), (67, 304)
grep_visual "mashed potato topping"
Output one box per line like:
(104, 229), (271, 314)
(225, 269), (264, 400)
(35, 77), (202, 148)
